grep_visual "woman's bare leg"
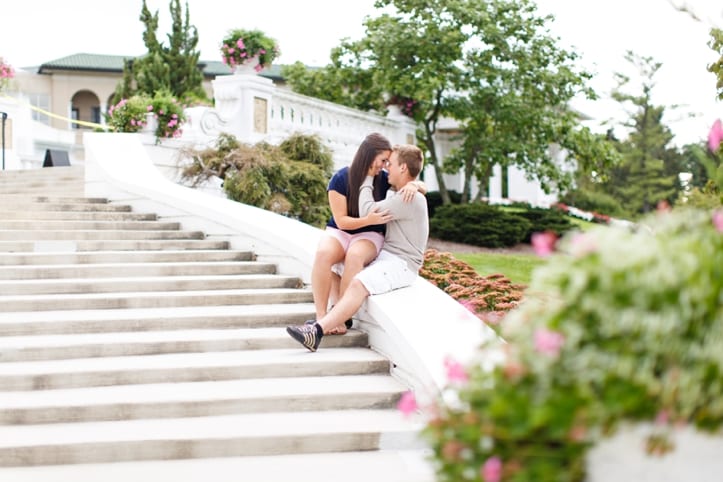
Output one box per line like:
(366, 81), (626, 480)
(310, 236), (345, 321)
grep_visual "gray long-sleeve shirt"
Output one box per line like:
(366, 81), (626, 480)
(359, 175), (429, 272)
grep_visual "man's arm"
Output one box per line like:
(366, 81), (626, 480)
(359, 176), (418, 220)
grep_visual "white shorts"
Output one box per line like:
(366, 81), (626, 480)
(354, 250), (417, 295)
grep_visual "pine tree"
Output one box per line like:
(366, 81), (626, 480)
(121, 0), (207, 102)
(604, 51), (679, 215)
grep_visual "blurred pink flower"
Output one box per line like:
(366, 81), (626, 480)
(397, 391), (418, 416)
(444, 356), (469, 383)
(481, 456), (503, 482)
(713, 210), (723, 233)
(531, 231), (557, 257)
(569, 232), (596, 257)
(708, 119), (723, 152)
(534, 328), (565, 357)
(655, 409), (669, 426)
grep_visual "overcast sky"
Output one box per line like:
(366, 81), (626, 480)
(2, 0), (720, 146)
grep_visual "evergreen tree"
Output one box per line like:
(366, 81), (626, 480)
(603, 51), (679, 216)
(119, 0), (207, 103)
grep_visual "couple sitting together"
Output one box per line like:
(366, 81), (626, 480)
(286, 132), (429, 352)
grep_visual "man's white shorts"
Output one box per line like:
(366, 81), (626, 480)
(354, 250), (417, 295)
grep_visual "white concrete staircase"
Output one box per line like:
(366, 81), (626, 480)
(0, 166), (434, 481)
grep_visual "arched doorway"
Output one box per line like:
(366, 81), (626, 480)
(70, 90), (101, 129)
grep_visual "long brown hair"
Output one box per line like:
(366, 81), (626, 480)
(347, 132), (392, 217)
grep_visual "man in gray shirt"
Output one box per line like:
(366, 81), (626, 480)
(287, 144), (429, 352)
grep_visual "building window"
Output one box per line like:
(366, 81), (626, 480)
(26, 93), (51, 125)
(71, 108), (79, 129)
(91, 106), (101, 125)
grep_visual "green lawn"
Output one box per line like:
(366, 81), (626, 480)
(453, 251), (546, 285)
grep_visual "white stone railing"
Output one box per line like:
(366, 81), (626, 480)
(181, 72), (416, 170)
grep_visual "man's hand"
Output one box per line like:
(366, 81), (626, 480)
(366, 205), (393, 224)
(398, 181), (420, 202)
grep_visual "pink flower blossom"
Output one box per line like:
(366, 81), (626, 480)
(147, 105), (153, 112)
(713, 210), (723, 233)
(655, 409), (669, 426)
(444, 356), (469, 383)
(397, 391), (418, 416)
(708, 119), (723, 152)
(481, 456), (503, 482)
(460, 299), (474, 312)
(569, 232), (596, 257)
(534, 328), (565, 357)
(236, 38), (245, 49)
(531, 231), (558, 257)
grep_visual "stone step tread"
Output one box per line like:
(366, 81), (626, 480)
(0, 212), (156, 220)
(0, 249), (250, 264)
(0, 375), (404, 411)
(0, 347), (386, 378)
(0, 229), (205, 239)
(0, 327), (364, 361)
(0, 289), (314, 312)
(0, 450), (435, 482)
(0, 274), (301, 294)
(0, 287), (312, 303)
(0, 304), (315, 335)
(0, 240), (230, 252)
(0, 303), (314, 324)
(0, 196), (110, 203)
(0, 259), (272, 272)
(0, 202), (131, 211)
(0, 262), (274, 279)
(0, 410), (419, 447)
(0, 220), (181, 230)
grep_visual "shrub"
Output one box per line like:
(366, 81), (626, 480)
(420, 249), (526, 330)
(430, 203), (531, 248)
(559, 188), (627, 219)
(105, 91), (185, 141)
(514, 207), (576, 242)
(425, 190), (463, 219)
(179, 133), (331, 227)
(422, 207), (723, 482)
(148, 89), (186, 140)
(105, 95), (151, 133)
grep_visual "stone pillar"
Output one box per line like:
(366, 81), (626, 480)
(211, 71), (275, 144)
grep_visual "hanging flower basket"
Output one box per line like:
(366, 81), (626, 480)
(220, 29), (280, 74)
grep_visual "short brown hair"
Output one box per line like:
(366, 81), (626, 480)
(393, 144), (424, 178)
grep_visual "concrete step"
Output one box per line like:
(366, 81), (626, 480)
(0, 287), (314, 311)
(0, 249), (254, 265)
(0, 304), (316, 335)
(0, 348), (390, 391)
(0, 409), (422, 467)
(0, 274), (302, 295)
(0, 450), (435, 482)
(0, 183), (85, 195)
(0, 200), (131, 212)
(0, 239), (231, 253)
(0, 210), (157, 221)
(0, 374), (398, 423)
(0, 229), (205, 241)
(0, 166), (84, 181)
(0, 261), (274, 279)
(0, 327), (367, 362)
(0, 219), (181, 230)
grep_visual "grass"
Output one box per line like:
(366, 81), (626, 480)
(453, 251), (546, 285)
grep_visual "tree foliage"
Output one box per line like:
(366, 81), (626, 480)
(284, 0), (619, 204)
(112, 0), (207, 106)
(600, 52), (680, 216)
